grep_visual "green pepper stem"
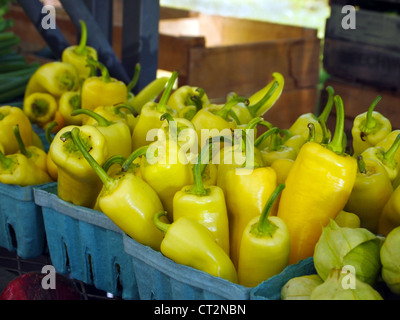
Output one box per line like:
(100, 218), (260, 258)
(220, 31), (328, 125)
(12, 125), (31, 158)
(382, 133), (400, 167)
(102, 155), (127, 172)
(74, 20), (88, 55)
(127, 63), (141, 92)
(115, 103), (138, 116)
(71, 108), (112, 127)
(357, 155), (367, 174)
(187, 87), (206, 111)
(122, 145), (149, 172)
(157, 71), (178, 113)
(70, 127), (116, 190)
(245, 117), (263, 130)
(153, 211), (170, 234)
(247, 81), (279, 117)
(307, 123), (316, 142)
(189, 95), (203, 111)
(228, 109), (241, 125)
(191, 140), (212, 196)
(326, 95), (345, 155)
(254, 127), (279, 148)
(160, 113), (177, 139)
(45, 121), (58, 144)
(363, 95), (382, 131)
(86, 57), (111, 82)
(215, 97), (248, 120)
(255, 183), (285, 236)
(317, 86), (334, 124)
(0, 150), (12, 169)
(160, 112), (174, 123)
(318, 118), (330, 144)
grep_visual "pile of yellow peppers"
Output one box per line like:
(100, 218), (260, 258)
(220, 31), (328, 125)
(2, 20), (400, 291)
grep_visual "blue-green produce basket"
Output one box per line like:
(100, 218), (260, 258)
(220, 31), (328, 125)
(0, 125), (51, 260)
(0, 182), (47, 260)
(33, 183), (139, 300)
(123, 232), (316, 300)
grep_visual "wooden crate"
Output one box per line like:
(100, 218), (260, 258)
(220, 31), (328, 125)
(158, 14), (321, 101)
(324, 4), (400, 92)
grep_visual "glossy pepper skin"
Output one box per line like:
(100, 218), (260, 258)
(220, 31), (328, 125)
(154, 211), (238, 283)
(69, 127), (166, 251)
(379, 184), (400, 236)
(277, 95), (357, 264)
(24, 61), (80, 98)
(12, 124), (48, 174)
(81, 57), (127, 116)
(216, 124), (273, 196)
(172, 140), (230, 254)
(124, 138), (193, 221)
(257, 130), (303, 166)
(44, 121), (58, 180)
(225, 165), (278, 268)
(167, 85), (209, 118)
(131, 71), (178, 150)
(247, 72), (284, 117)
(238, 183), (290, 287)
(89, 104), (138, 134)
(289, 86), (334, 143)
(0, 106), (33, 154)
(59, 91), (82, 126)
(352, 95), (392, 156)
(191, 96), (248, 148)
(71, 108), (132, 159)
(62, 20), (98, 81)
(344, 156), (392, 233)
(361, 134), (400, 183)
(50, 125), (108, 208)
(0, 150), (52, 186)
(23, 92), (57, 127)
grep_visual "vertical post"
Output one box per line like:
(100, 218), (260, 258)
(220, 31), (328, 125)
(83, 0), (113, 44)
(16, 0), (70, 59)
(122, 0), (160, 93)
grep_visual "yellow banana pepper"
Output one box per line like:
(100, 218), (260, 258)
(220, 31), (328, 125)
(131, 71), (178, 150)
(71, 108), (132, 159)
(58, 91), (83, 126)
(154, 211), (238, 283)
(50, 125), (108, 208)
(24, 61), (80, 98)
(0, 106), (33, 154)
(237, 183), (290, 287)
(172, 140), (230, 254)
(69, 127), (166, 251)
(277, 95), (357, 264)
(378, 184), (400, 236)
(81, 57), (127, 117)
(61, 20), (98, 81)
(23, 92), (57, 127)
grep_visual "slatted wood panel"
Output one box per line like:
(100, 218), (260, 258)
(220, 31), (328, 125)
(324, 4), (400, 92)
(158, 14), (321, 101)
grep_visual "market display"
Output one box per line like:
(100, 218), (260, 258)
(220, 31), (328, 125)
(1, 12), (400, 301)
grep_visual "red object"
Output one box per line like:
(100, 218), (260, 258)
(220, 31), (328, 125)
(0, 272), (82, 300)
